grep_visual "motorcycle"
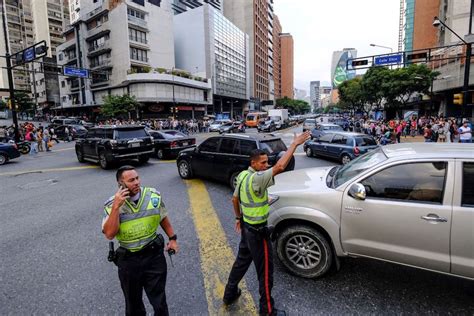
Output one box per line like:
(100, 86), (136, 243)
(237, 123), (246, 133)
(8, 139), (31, 154)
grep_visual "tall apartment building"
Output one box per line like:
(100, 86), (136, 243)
(401, 0), (440, 52)
(272, 14), (281, 100)
(224, 0), (274, 105)
(309, 81), (320, 111)
(174, 3), (250, 118)
(280, 32), (293, 99)
(171, 0), (222, 14)
(57, 0), (211, 118)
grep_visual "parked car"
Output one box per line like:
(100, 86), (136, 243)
(54, 124), (88, 140)
(147, 129), (196, 159)
(302, 119), (317, 132)
(176, 134), (295, 189)
(310, 123), (344, 139)
(0, 142), (21, 165)
(50, 118), (81, 126)
(218, 121), (241, 134)
(268, 144), (474, 280)
(209, 120), (230, 132)
(75, 125), (154, 169)
(257, 119), (277, 133)
(304, 132), (378, 164)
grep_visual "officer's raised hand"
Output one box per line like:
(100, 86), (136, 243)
(293, 131), (311, 145)
(113, 186), (130, 208)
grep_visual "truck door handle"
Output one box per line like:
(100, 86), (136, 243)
(421, 214), (448, 223)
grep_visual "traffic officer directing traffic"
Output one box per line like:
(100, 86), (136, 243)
(102, 165), (179, 316)
(223, 131), (311, 316)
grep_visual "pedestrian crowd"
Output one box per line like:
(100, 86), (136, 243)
(97, 118), (214, 134)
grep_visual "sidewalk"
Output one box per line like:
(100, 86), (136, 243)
(400, 135), (424, 143)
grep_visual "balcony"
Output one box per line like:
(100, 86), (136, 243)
(90, 59), (112, 69)
(127, 15), (148, 30)
(85, 6), (109, 23)
(87, 41), (111, 57)
(129, 36), (149, 49)
(86, 23), (110, 42)
(130, 55), (149, 65)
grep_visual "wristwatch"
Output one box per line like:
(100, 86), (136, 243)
(169, 234), (177, 241)
(235, 216), (242, 220)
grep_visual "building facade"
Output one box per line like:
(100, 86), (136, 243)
(330, 48), (357, 89)
(280, 32), (293, 99)
(309, 81), (320, 111)
(272, 14), (282, 100)
(224, 0), (274, 106)
(56, 0), (211, 119)
(401, 0), (440, 52)
(174, 3), (250, 118)
(171, 0), (222, 14)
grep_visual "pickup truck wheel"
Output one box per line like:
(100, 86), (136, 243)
(277, 225), (333, 279)
(305, 147), (313, 157)
(99, 151), (110, 169)
(76, 149), (85, 163)
(138, 155), (150, 164)
(341, 154), (351, 165)
(178, 160), (193, 179)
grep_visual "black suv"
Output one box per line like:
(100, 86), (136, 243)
(176, 133), (295, 189)
(75, 125), (154, 169)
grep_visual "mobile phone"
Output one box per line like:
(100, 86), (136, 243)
(118, 182), (126, 190)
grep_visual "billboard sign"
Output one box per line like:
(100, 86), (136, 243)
(332, 49), (357, 88)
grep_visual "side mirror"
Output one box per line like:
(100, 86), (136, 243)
(348, 183), (366, 200)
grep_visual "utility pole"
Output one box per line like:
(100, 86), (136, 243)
(1, 0), (20, 142)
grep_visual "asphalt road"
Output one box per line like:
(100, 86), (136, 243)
(0, 126), (473, 315)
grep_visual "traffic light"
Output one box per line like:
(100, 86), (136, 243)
(351, 59), (369, 67)
(453, 93), (463, 105)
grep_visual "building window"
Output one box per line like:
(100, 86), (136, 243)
(127, 8), (145, 20)
(129, 47), (148, 62)
(129, 28), (147, 43)
(132, 0), (145, 5)
(148, 0), (161, 6)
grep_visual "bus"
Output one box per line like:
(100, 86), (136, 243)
(245, 112), (267, 127)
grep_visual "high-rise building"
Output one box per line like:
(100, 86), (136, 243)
(174, 3), (250, 118)
(400, 0), (440, 52)
(293, 88), (306, 100)
(330, 48), (356, 89)
(224, 0), (273, 105)
(272, 14), (282, 100)
(57, 0), (211, 118)
(171, 0), (222, 14)
(280, 32), (293, 99)
(309, 81), (320, 111)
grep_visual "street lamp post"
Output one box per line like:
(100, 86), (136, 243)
(369, 43), (393, 53)
(433, 16), (472, 115)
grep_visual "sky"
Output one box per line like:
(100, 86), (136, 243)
(273, 0), (400, 94)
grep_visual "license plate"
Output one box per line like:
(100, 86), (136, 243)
(182, 142), (188, 146)
(130, 143), (140, 148)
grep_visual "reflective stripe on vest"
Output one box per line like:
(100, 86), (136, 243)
(238, 170), (270, 225)
(115, 187), (162, 252)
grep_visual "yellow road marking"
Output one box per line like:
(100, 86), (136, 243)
(185, 179), (257, 315)
(0, 165), (99, 176)
(149, 160), (176, 164)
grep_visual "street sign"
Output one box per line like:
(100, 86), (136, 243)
(24, 47), (35, 62)
(63, 67), (89, 78)
(374, 54), (403, 66)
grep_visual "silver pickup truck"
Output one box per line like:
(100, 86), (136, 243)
(268, 143), (474, 280)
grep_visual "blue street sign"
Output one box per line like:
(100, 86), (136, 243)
(24, 47), (35, 62)
(63, 67), (89, 78)
(374, 54), (403, 66)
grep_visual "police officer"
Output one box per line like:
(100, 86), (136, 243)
(102, 165), (179, 316)
(223, 132), (311, 316)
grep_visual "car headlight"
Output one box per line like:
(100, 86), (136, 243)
(268, 194), (279, 206)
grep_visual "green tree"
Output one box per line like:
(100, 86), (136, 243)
(338, 77), (364, 114)
(14, 91), (34, 113)
(101, 94), (140, 118)
(276, 97), (311, 114)
(360, 66), (391, 111)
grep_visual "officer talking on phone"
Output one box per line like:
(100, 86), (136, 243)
(102, 165), (178, 316)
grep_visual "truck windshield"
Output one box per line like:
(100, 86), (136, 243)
(333, 148), (387, 187)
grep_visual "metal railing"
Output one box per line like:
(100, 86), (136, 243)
(127, 15), (147, 28)
(130, 55), (149, 63)
(88, 41), (110, 52)
(129, 36), (148, 44)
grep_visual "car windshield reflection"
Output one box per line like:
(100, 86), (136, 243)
(334, 148), (387, 187)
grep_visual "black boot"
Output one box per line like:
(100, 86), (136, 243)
(223, 288), (242, 305)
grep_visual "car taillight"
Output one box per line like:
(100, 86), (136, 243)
(170, 141), (177, 148)
(353, 146), (360, 156)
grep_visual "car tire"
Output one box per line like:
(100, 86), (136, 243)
(277, 225), (333, 279)
(156, 149), (165, 160)
(229, 171), (240, 190)
(0, 153), (8, 165)
(305, 147), (313, 157)
(138, 155), (150, 164)
(99, 151), (110, 170)
(76, 149), (85, 163)
(19, 144), (30, 155)
(341, 154), (351, 165)
(178, 160), (193, 179)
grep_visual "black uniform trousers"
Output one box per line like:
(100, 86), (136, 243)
(224, 222), (275, 315)
(117, 241), (169, 316)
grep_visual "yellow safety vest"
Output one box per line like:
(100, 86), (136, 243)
(104, 187), (162, 252)
(238, 170), (270, 225)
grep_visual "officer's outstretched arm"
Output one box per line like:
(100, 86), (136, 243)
(272, 131), (310, 177)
